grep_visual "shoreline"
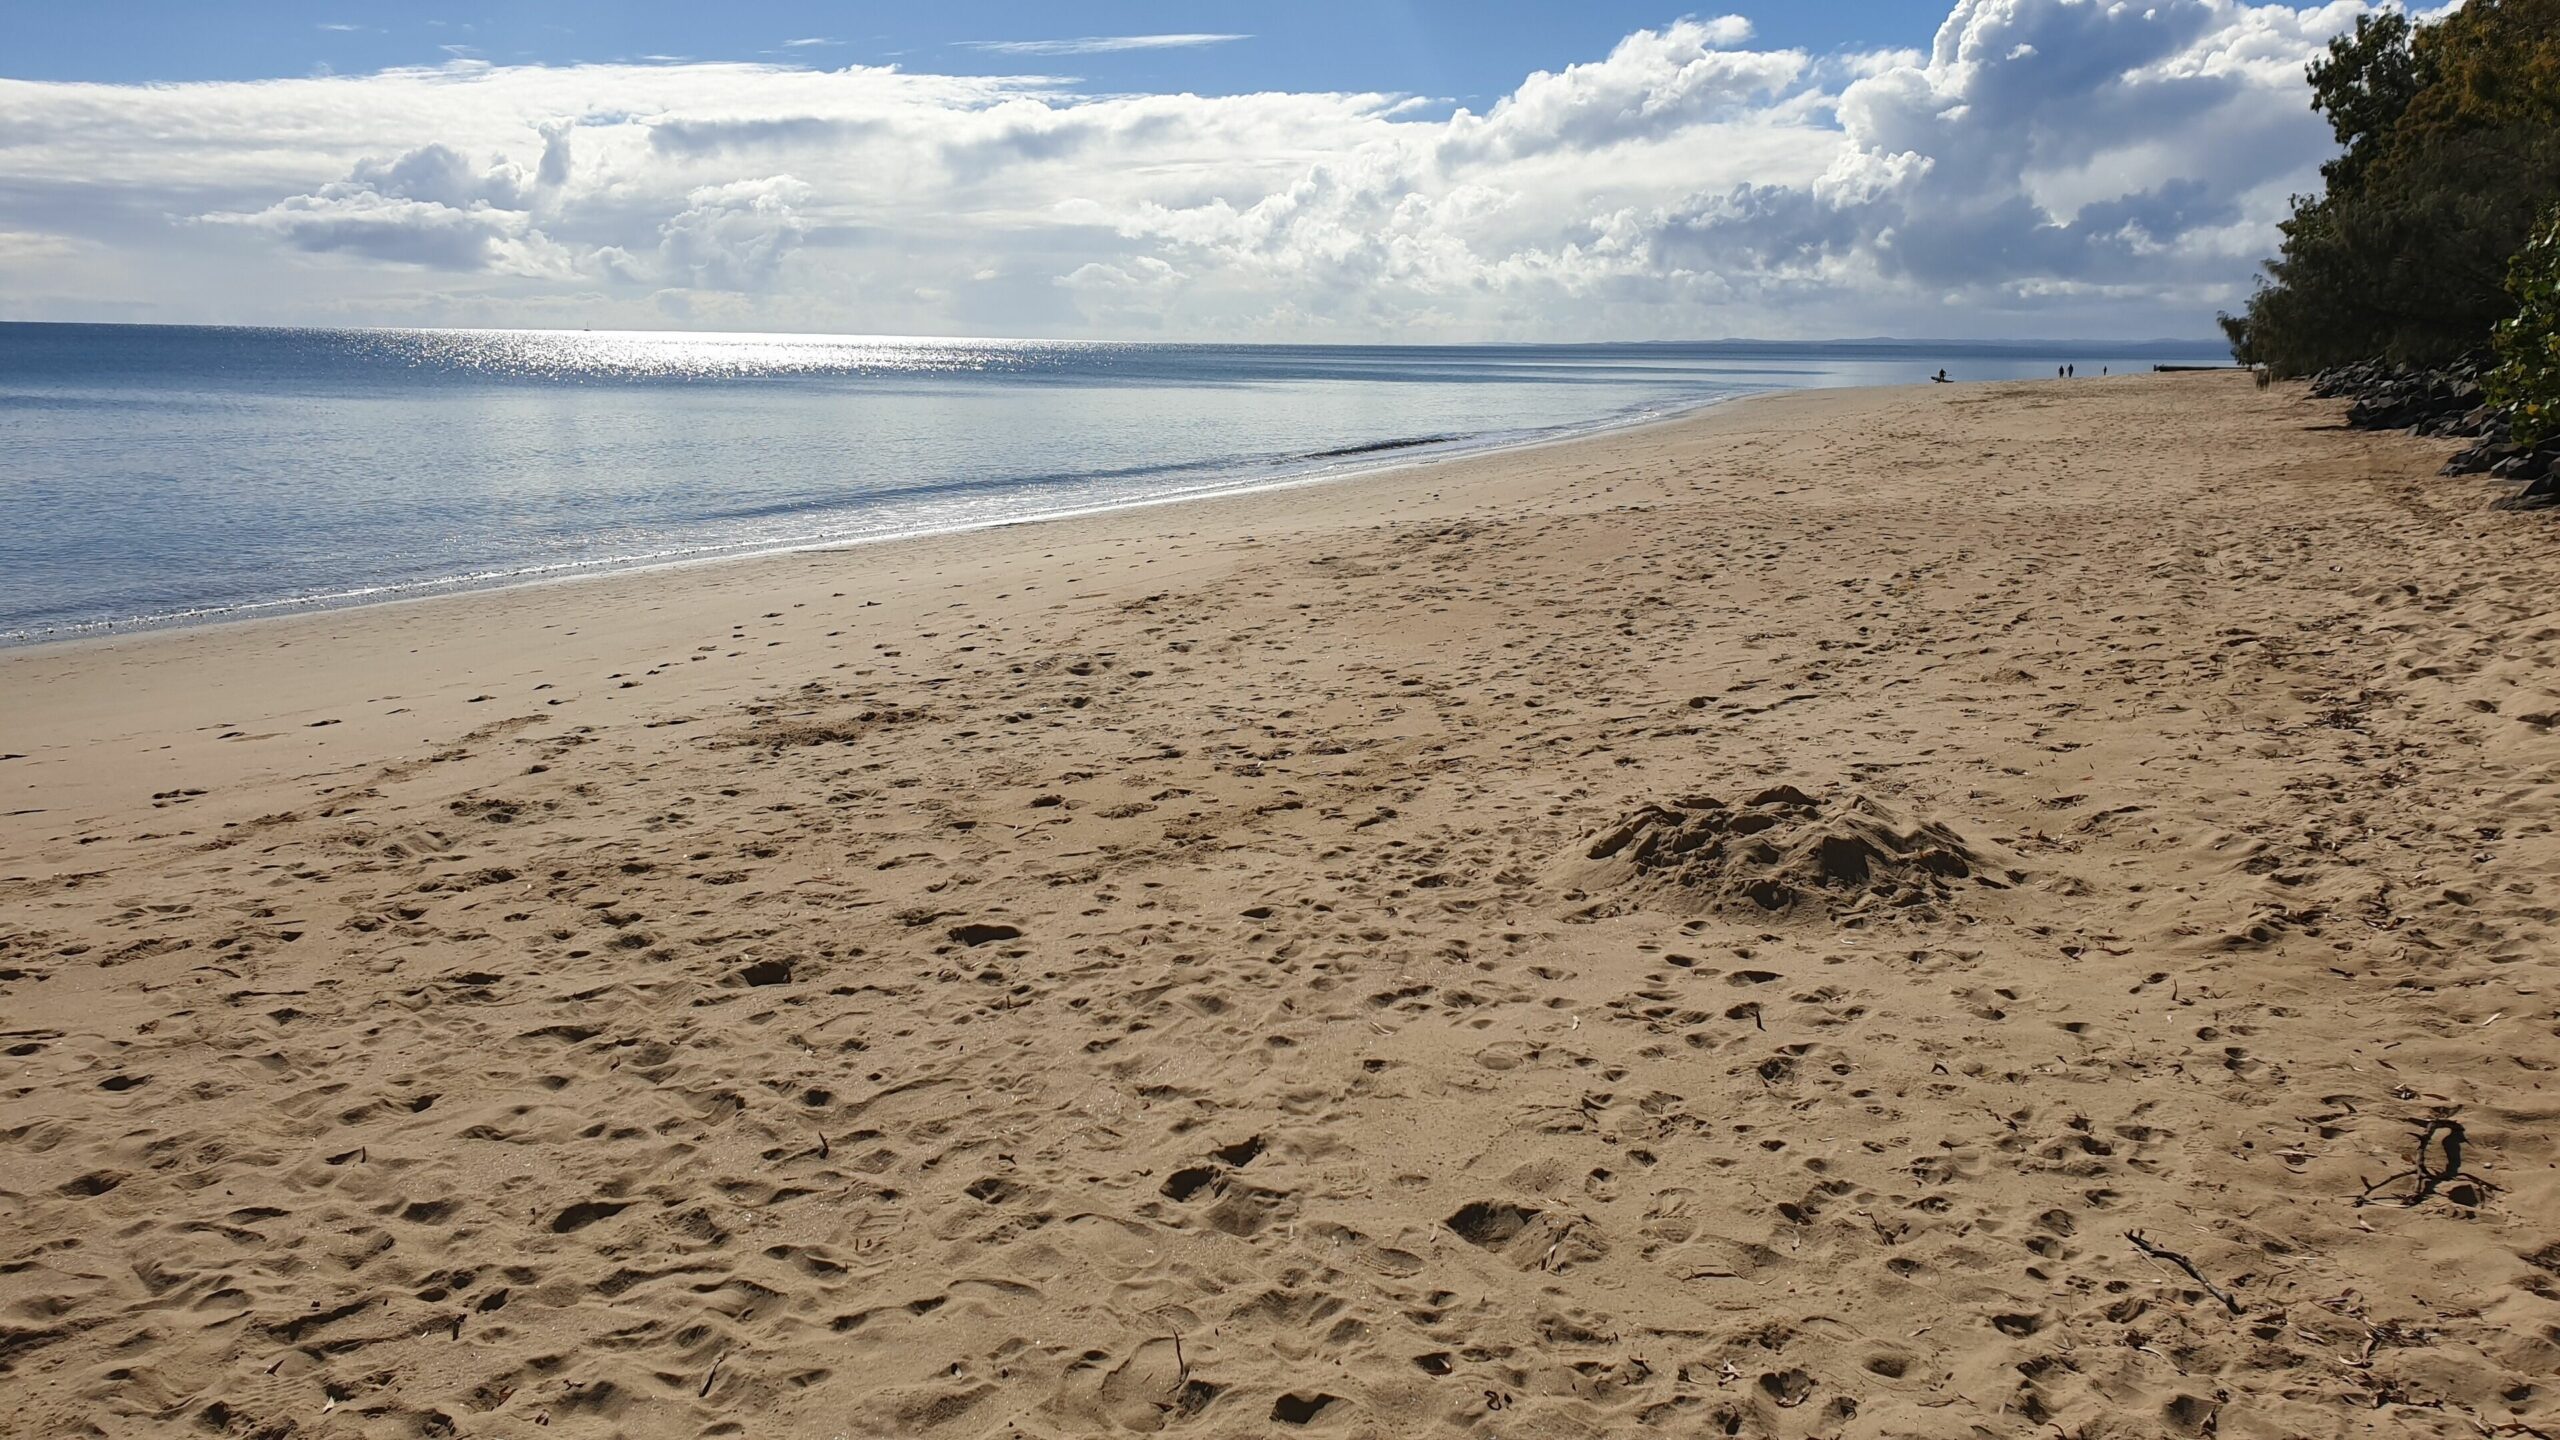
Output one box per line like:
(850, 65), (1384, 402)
(0, 380), (1753, 654)
(1, 381), (1813, 849)
(10, 373), (2556, 1439)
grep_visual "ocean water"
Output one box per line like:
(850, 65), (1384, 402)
(0, 324), (2224, 643)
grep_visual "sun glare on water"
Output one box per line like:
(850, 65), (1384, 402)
(345, 327), (1099, 381)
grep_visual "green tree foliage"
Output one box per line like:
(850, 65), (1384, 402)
(2395, 0), (2560, 147)
(2305, 11), (2429, 194)
(2489, 205), (2560, 446)
(2221, 0), (2560, 375)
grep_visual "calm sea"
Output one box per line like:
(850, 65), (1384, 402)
(0, 324), (2223, 644)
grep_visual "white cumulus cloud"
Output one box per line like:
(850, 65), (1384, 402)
(647, 175), (814, 290)
(0, 1), (2384, 337)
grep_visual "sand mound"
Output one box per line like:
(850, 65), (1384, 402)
(1560, 784), (2012, 923)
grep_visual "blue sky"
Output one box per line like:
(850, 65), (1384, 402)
(2, 3), (1944, 95)
(0, 2), (2373, 340)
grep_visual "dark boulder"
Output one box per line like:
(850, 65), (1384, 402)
(2495, 471), (2560, 510)
(2309, 354), (2560, 507)
(2446, 440), (2520, 476)
(2486, 447), (2560, 507)
(2320, 354), (2501, 439)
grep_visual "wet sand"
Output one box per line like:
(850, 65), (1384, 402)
(5, 373), (2558, 1438)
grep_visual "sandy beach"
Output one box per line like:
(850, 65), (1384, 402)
(6, 372), (2559, 1438)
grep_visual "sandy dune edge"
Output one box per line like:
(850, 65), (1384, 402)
(5, 375), (2559, 1438)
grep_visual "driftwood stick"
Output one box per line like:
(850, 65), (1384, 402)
(2127, 1230), (2243, 1316)
(2355, 1118), (2489, 1209)
(2413, 1118), (2464, 1203)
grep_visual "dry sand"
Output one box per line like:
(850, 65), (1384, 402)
(5, 373), (2559, 1439)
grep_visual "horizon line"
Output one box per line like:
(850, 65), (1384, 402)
(0, 318), (2229, 349)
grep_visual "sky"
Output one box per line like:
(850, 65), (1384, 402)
(0, 1), (2387, 341)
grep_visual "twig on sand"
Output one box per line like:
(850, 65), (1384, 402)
(2127, 1230), (2244, 1316)
(699, 1350), (725, 1399)
(1170, 1328), (1189, 1390)
(2355, 1118), (2491, 1209)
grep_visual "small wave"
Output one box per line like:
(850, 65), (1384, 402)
(1302, 434), (1463, 460)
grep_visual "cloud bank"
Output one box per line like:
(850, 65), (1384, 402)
(0, 1), (2382, 339)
